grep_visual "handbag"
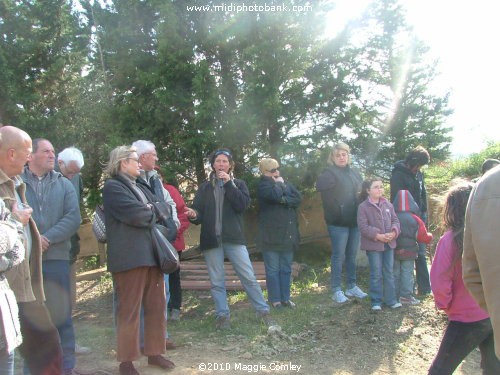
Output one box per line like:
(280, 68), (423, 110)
(150, 201), (177, 241)
(92, 205), (107, 243)
(151, 223), (179, 274)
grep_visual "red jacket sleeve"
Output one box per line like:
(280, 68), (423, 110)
(412, 213), (433, 244)
(164, 183), (190, 251)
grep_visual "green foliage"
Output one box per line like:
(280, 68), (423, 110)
(1, 0), (455, 206)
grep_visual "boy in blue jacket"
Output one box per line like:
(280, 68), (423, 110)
(392, 190), (432, 305)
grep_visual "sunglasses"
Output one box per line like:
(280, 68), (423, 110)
(214, 150), (232, 158)
(267, 168), (279, 173)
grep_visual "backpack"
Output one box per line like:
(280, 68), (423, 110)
(92, 205), (106, 243)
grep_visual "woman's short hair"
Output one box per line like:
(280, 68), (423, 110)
(259, 158), (279, 174)
(328, 142), (351, 165)
(209, 148), (234, 172)
(405, 146), (430, 168)
(104, 145), (137, 177)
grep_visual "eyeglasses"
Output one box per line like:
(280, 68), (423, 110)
(267, 168), (279, 173)
(214, 150), (232, 158)
(127, 157), (139, 163)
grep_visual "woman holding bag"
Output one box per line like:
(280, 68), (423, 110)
(102, 145), (174, 375)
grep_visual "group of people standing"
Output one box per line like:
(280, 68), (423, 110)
(1, 121), (498, 375)
(316, 143), (432, 309)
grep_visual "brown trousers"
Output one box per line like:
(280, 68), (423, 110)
(113, 266), (166, 362)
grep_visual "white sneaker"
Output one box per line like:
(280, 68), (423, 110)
(400, 296), (420, 305)
(345, 286), (368, 299)
(371, 305), (382, 311)
(390, 302), (403, 309)
(75, 343), (91, 354)
(332, 290), (349, 304)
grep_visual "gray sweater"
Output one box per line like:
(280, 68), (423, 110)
(22, 167), (81, 261)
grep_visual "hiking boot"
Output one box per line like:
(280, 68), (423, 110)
(215, 315), (231, 330)
(257, 311), (279, 328)
(400, 296), (420, 305)
(332, 290), (349, 304)
(119, 362), (139, 375)
(148, 355), (175, 370)
(390, 302), (402, 309)
(345, 286), (368, 299)
(169, 308), (181, 321)
(281, 300), (296, 309)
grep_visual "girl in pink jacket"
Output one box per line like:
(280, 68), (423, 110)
(429, 181), (500, 374)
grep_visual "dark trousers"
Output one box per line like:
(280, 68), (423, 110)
(429, 318), (500, 375)
(43, 260), (76, 371)
(168, 266), (182, 310)
(18, 301), (63, 375)
(415, 242), (431, 294)
(113, 266), (166, 362)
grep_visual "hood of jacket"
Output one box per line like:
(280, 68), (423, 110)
(392, 160), (414, 177)
(393, 189), (420, 214)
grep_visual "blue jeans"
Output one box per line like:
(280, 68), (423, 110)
(327, 225), (360, 292)
(366, 245), (397, 306)
(394, 259), (415, 299)
(415, 242), (431, 294)
(42, 260), (75, 371)
(262, 250), (293, 303)
(0, 351), (14, 375)
(203, 243), (269, 317)
(429, 318), (500, 374)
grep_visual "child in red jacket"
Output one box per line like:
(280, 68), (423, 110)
(392, 190), (433, 305)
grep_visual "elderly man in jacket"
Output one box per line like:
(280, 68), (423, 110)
(463, 165), (500, 360)
(0, 126), (63, 374)
(22, 138), (81, 375)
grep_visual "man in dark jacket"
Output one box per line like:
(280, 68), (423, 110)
(185, 149), (275, 330)
(390, 145), (431, 295)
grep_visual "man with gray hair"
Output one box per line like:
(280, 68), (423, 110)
(131, 139), (179, 351)
(56, 146), (91, 355)
(22, 138), (81, 375)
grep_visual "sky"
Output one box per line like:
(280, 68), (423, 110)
(327, 0), (500, 157)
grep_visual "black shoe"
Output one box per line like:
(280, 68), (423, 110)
(281, 300), (296, 309)
(215, 315), (231, 330)
(148, 355), (175, 370)
(119, 362), (139, 375)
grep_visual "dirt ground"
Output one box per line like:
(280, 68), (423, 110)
(69, 276), (483, 375)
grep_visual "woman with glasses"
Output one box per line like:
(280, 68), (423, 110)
(185, 149), (275, 330)
(316, 143), (368, 304)
(257, 158), (301, 309)
(102, 146), (174, 375)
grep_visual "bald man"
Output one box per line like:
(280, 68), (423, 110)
(0, 125), (62, 374)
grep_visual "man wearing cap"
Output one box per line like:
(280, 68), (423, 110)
(185, 148), (276, 330)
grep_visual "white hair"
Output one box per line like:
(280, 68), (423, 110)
(58, 147), (84, 168)
(132, 140), (155, 157)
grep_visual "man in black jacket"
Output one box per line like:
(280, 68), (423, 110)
(390, 146), (431, 295)
(185, 149), (275, 330)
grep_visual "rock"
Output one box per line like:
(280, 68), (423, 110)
(240, 352), (253, 359)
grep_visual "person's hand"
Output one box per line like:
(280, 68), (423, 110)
(274, 176), (284, 183)
(375, 233), (386, 242)
(41, 235), (51, 252)
(11, 202), (32, 226)
(184, 207), (197, 219)
(216, 170), (231, 183)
